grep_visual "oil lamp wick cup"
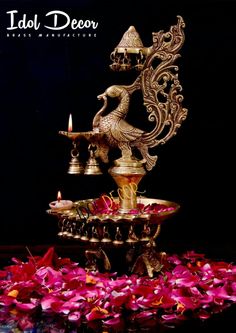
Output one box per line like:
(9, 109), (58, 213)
(49, 191), (73, 211)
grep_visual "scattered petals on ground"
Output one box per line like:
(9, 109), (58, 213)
(0, 247), (235, 331)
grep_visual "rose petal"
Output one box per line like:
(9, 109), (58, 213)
(68, 311), (81, 322)
(161, 313), (177, 320)
(103, 316), (121, 326)
(197, 309), (211, 320)
(133, 309), (157, 319)
(41, 295), (60, 310)
(15, 301), (37, 311)
(86, 307), (109, 321)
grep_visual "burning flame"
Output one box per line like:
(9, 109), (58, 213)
(68, 114), (73, 132)
(57, 191), (62, 202)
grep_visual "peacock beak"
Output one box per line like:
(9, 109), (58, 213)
(97, 93), (106, 100)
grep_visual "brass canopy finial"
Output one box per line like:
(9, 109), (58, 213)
(116, 25), (144, 49)
(110, 25), (150, 71)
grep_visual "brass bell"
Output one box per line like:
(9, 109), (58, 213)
(134, 63), (143, 71)
(80, 224), (89, 242)
(109, 50), (121, 71)
(113, 239), (124, 245)
(101, 237), (112, 243)
(119, 62), (131, 71)
(140, 224), (151, 241)
(73, 223), (81, 239)
(73, 233), (80, 240)
(140, 235), (150, 242)
(66, 231), (74, 239)
(113, 226), (124, 245)
(135, 50), (144, 71)
(58, 219), (67, 237)
(89, 237), (100, 243)
(126, 225), (139, 244)
(89, 226), (100, 243)
(80, 233), (89, 242)
(109, 62), (120, 71)
(84, 144), (102, 175)
(101, 226), (112, 243)
(68, 143), (84, 175)
(57, 231), (64, 237)
(62, 231), (70, 237)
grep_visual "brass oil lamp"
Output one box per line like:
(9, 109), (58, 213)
(48, 16), (188, 277)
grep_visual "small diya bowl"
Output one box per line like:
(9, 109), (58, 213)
(49, 200), (73, 211)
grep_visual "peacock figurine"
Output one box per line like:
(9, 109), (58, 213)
(93, 84), (157, 171)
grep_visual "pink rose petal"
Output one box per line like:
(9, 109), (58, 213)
(15, 301), (37, 311)
(68, 311), (81, 322)
(161, 313), (177, 320)
(0, 246), (236, 327)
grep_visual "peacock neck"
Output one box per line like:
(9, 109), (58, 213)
(112, 91), (130, 118)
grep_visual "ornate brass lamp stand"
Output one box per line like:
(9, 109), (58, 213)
(48, 16), (188, 277)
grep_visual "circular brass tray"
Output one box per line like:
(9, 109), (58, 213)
(48, 197), (179, 224)
(47, 197), (180, 246)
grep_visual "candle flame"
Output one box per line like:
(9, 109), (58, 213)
(57, 191), (62, 202)
(68, 114), (73, 132)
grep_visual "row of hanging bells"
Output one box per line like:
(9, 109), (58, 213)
(68, 143), (102, 175)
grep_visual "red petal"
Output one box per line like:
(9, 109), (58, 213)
(197, 309), (211, 319)
(35, 247), (55, 268)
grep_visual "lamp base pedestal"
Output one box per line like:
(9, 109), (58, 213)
(109, 157), (146, 213)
